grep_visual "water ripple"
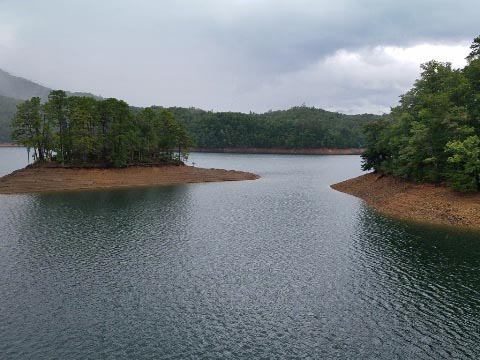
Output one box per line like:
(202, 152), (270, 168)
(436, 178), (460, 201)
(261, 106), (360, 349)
(0, 152), (479, 359)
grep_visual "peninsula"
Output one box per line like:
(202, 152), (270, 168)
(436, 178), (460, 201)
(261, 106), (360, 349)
(332, 174), (480, 231)
(0, 163), (258, 194)
(334, 37), (480, 231)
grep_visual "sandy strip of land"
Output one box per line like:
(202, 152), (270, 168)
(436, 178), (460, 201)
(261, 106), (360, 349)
(193, 148), (364, 155)
(0, 165), (259, 194)
(331, 173), (480, 231)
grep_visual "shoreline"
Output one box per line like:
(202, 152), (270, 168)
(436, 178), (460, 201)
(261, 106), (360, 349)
(0, 143), (19, 147)
(0, 144), (364, 154)
(331, 173), (480, 231)
(192, 147), (364, 155)
(0, 164), (259, 194)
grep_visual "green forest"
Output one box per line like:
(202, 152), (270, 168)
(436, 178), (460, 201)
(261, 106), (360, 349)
(5, 102), (375, 151)
(1, 64), (378, 151)
(3, 104), (374, 150)
(11, 91), (192, 167)
(1, 66), (378, 151)
(161, 106), (374, 149)
(362, 36), (480, 192)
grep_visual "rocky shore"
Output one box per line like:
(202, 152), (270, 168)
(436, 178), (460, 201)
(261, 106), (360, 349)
(332, 173), (480, 231)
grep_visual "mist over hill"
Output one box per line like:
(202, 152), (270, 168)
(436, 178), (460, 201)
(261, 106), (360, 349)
(0, 69), (101, 101)
(0, 69), (50, 141)
(0, 69), (52, 101)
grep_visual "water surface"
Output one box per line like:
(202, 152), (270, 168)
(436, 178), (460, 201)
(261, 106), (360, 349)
(1, 149), (479, 359)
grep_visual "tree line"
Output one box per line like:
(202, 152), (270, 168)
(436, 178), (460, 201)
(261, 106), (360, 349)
(362, 36), (480, 192)
(11, 91), (192, 167)
(160, 106), (375, 149)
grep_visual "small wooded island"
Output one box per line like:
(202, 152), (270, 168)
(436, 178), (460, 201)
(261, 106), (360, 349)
(333, 36), (480, 231)
(0, 90), (258, 194)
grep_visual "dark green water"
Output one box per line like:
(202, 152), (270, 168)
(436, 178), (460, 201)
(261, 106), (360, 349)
(1, 148), (479, 359)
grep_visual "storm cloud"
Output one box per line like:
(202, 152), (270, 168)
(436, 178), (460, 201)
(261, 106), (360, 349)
(0, 0), (477, 113)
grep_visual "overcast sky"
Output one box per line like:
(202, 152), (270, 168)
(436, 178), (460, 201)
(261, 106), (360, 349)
(0, 0), (478, 114)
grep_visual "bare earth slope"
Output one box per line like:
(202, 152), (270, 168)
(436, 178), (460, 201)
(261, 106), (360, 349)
(193, 148), (364, 155)
(0, 164), (259, 194)
(331, 173), (480, 231)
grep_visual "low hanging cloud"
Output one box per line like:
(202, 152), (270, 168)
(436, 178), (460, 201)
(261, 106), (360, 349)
(0, 0), (477, 113)
(234, 43), (471, 114)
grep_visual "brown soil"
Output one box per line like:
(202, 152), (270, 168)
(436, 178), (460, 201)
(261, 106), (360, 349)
(0, 164), (259, 194)
(0, 143), (19, 147)
(193, 148), (364, 155)
(331, 173), (480, 230)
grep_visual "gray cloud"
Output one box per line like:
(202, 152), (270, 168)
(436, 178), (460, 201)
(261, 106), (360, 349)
(0, 0), (478, 113)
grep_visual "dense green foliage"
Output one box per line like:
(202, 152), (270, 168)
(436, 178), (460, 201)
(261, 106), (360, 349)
(3, 102), (376, 148)
(362, 36), (480, 192)
(1, 68), (378, 150)
(11, 91), (192, 167)
(160, 106), (375, 149)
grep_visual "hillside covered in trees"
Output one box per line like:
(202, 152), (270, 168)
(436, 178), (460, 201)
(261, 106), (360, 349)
(11, 91), (192, 167)
(0, 68), (377, 150)
(0, 69), (52, 101)
(162, 106), (374, 149)
(362, 36), (480, 192)
(0, 68), (101, 102)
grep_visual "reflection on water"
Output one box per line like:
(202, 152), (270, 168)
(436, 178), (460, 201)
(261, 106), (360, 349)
(0, 150), (479, 359)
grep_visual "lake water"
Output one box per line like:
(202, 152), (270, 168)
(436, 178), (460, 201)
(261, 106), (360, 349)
(0, 148), (479, 359)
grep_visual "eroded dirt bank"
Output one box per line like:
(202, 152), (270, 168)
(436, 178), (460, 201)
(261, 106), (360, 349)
(331, 173), (480, 230)
(0, 143), (19, 147)
(0, 164), (259, 194)
(193, 148), (364, 155)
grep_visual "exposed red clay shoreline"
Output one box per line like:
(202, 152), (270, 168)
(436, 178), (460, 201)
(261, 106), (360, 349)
(193, 148), (364, 155)
(0, 143), (19, 147)
(0, 164), (259, 194)
(331, 173), (480, 231)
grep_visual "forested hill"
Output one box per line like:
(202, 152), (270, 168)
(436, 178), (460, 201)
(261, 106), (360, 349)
(0, 69), (51, 101)
(0, 68), (379, 148)
(156, 106), (377, 149)
(0, 68), (100, 101)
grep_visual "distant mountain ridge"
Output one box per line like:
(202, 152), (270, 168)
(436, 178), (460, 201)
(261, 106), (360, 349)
(0, 69), (51, 101)
(0, 68), (101, 101)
